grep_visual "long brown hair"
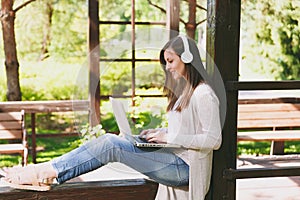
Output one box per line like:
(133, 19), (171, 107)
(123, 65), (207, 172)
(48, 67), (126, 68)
(159, 36), (207, 112)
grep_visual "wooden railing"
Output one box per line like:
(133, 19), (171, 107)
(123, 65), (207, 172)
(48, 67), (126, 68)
(0, 100), (89, 163)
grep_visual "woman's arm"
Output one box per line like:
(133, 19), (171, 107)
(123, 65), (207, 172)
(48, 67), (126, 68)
(167, 89), (222, 150)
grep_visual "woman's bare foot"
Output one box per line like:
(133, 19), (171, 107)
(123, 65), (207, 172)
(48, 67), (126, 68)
(2, 162), (58, 191)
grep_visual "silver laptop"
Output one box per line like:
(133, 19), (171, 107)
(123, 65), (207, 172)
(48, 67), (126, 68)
(109, 97), (181, 148)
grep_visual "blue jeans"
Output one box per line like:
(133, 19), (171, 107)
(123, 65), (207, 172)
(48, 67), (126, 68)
(51, 133), (189, 187)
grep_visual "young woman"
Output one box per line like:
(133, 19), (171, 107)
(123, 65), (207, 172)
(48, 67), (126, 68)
(1, 35), (223, 200)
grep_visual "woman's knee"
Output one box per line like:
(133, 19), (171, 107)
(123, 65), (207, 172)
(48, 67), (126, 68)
(100, 133), (123, 145)
(93, 133), (129, 152)
(89, 133), (118, 145)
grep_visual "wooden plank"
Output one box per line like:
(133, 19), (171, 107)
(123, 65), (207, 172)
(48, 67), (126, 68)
(237, 103), (300, 128)
(238, 111), (300, 120)
(0, 144), (25, 153)
(0, 100), (89, 113)
(239, 97), (300, 104)
(223, 167), (300, 180)
(0, 112), (22, 120)
(27, 132), (79, 138)
(238, 103), (300, 112)
(166, 0), (180, 38)
(0, 130), (22, 139)
(237, 130), (300, 141)
(238, 119), (300, 129)
(0, 121), (21, 130)
(0, 179), (158, 200)
(227, 80), (300, 91)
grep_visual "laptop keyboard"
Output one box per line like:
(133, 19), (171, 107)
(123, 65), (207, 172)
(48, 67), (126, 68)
(133, 135), (148, 143)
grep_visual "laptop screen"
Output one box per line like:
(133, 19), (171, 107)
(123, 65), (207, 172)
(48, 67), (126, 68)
(109, 97), (132, 136)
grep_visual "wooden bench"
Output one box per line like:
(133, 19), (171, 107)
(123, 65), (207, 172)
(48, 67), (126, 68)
(0, 100), (89, 163)
(0, 178), (159, 200)
(0, 110), (28, 166)
(237, 103), (300, 155)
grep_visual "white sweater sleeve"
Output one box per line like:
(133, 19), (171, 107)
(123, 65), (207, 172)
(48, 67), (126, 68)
(167, 87), (222, 150)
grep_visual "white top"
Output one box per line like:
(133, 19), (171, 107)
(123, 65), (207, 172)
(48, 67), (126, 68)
(155, 83), (222, 200)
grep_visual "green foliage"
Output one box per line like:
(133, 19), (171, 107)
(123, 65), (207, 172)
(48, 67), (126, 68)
(100, 61), (164, 96)
(13, 0), (87, 62)
(238, 141), (300, 156)
(0, 155), (21, 167)
(21, 86), (46, 101)
(101, 112), (119, 133)
(238, 141), (271, 156)
(100, 62), (132, 96)
(241, 0), (300, 80)
(128, 97), (167, 134)
(0, 79), (7, 101)
(100, 97), (167, 135)
(277, 3), (300, 80)
(16, 59), (84, 101)
(79, 124), (106, 144)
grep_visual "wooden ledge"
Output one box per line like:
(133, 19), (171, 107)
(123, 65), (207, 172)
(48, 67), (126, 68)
(0, 178), (159, 200)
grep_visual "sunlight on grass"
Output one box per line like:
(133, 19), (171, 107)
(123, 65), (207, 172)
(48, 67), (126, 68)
(238, 141), (300, 156)
(0, 155), (22, 167)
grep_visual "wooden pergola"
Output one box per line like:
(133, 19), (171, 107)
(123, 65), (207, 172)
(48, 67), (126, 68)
(1, 0), (300, 199)
(87, 0), (300, 199)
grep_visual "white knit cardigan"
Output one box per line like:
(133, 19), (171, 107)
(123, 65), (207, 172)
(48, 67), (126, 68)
(155, 83), (222, 200)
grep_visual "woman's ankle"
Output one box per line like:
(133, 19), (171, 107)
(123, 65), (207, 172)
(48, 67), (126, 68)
(35, 162), (58, 179)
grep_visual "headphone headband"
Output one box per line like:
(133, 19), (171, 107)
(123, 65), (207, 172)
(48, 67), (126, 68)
(179, 35), (193, 63)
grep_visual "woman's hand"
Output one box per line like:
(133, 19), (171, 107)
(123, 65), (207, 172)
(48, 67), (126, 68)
(139, 129), (167, 143)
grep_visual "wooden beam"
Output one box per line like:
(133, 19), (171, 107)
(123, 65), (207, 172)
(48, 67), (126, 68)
(226, 81), (300, 91)
(88, 0), (100, 126)
(206, 0), (241, 199)
(0, 100), (89, 113)
(223, 167), (300, 180)
(166, 0), (180, 38)
(0, 179), (158, 200)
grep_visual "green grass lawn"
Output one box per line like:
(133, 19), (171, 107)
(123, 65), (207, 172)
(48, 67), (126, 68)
(238, 141), (300, 156)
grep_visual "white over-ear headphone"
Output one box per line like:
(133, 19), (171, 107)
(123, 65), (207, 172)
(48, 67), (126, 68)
(179, 35), (193, 63)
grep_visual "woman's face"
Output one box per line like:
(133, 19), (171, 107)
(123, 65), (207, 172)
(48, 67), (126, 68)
(164, 48), (186, 80)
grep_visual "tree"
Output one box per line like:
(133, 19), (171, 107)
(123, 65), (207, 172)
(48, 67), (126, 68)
(39, 1), (53, 61)
(147, 0), (207, 39)
(0, 0), (36, 101)
(241, 0), (300, 80)
(276, 2), (300, 80)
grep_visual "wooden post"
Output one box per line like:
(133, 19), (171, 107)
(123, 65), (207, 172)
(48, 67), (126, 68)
(88, 0), (100, 127)
(166, 0), (180, 39)
(206, 0), (241, 199)
(271, 141), (285, 155)
(131, 0), (136, 106)
(31, 113), (36, 163)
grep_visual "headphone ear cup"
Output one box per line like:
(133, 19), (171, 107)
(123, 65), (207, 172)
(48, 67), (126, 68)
(179, 36), (193, 63)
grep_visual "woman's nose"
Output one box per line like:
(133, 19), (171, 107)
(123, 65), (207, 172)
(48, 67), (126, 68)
(166, 63), (171, 71)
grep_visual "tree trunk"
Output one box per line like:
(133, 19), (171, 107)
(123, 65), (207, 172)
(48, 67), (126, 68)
(1, 0), (21, 101)
(39, 1), (53, 61)
(186, 0), (197, 39)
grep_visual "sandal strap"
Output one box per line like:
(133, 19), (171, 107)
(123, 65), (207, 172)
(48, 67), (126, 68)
(39, 178), (54, 185)
(31, 166), (54, 186)
(29, 166), (39, 186)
